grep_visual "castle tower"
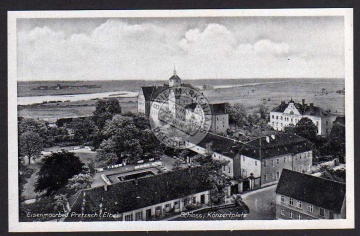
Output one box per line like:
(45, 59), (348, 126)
(169, 65), (181, 87)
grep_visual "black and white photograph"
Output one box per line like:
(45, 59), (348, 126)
(8, 9), (354, 232)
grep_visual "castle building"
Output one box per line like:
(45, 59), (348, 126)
(269, 99), (337, 136)
(276, 169), (346, 220)
(137, 68), (229, 135)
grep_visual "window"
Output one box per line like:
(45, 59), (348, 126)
(165, 203), (171, 208)
(264, 174), (267, 181)
(320, 208), (325, 217)
(135, 211), (143, 221)
(192, 196), (196, 204)
(289, 198), (294, 206)
(326, 120), (328, 126)
(272, 115), (274, 119)
(174, 201), (180, 209)
(284, 157), (286, 163)
(276, 116), (278, 120)
(271, 173), (274, 180)
(255, 161), (258, 166)
(271, 160), (274, 166)
(228, 166), (231, 174)
(281, 195), (285, 203)
(297, 201), (302, 209)
(297, 214), (301, 220)
(281, 208), (285, 216)
(290, 211), (293, 219)
(276, 171), (280, 180)
(308, 204), (313, 213)
(299, 165), (303, 173)
(281, 116), (283, 120)
(125, 214), (133, 221)
(276, 159), (279, 164)
(263, 161), (266, 167)
(329, 211), (334, 219)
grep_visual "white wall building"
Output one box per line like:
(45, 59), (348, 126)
(269, 99), (337, 136)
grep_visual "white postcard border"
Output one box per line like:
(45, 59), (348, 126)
(8, 9), (354, 232)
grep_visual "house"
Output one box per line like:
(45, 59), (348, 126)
(189, 132), (313, 192)
(209, 103), (229, 135)
(275, 169), (346, 220)
(137, 69), (229, 134)
(269, 99), (337, 136)
(66, 167), (212, 221)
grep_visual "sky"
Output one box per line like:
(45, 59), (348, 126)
(17, 16), (345, 81)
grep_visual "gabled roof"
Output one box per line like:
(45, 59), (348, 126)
(196, 133), (313, 160)
(139, 86), (156, 100)
(276, 169), (346, 213)
(68, 167), (212, 217)
(197, 133), (241, 158)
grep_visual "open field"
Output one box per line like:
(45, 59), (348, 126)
(18, 79), (345, 122)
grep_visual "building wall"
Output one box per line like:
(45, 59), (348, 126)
(269, 110), (336, 136)
(261, 154), (293, 186)
(137, 94), (146, 114)
(275, 193), (344, 220)
(121, 190), (210, 221)
(212, 152), (234, 177)
(210, 114), (229, 135)
(239, 155), (261, 179)
(292, 151), (313, 173)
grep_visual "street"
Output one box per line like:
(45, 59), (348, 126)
(241, 184), (277, 220)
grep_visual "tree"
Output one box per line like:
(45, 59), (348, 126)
(294, 117), (318, 141)
(19, 131), (44, 164)
(96, 149), (118, 167)
(226, 103), (247, 127)
(53, 194), (68, 213)
(68, 117), (99, 145)
(93, 98), (122, 129)
(66, 173), (93, 192)
(35, 151), (84, 195)
(258, 104), (269, 120)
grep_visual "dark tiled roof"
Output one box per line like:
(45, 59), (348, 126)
(196, 133), (313, 160)
(197, 133), (241, 158)
(210, 103), (227, 115)
(271, 100), (333, 118)
(334, 116), (345, 126)
(185, 103), (198, 111)
(69, 167), (212, 216)
(276, 169), (346, 213)
(139, 86), (156, 100)
(169, 74), (181, 81)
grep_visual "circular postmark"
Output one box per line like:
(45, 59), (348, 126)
(149, 85), (212, 149)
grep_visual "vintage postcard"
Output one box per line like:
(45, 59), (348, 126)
(8, 9), (354, 232)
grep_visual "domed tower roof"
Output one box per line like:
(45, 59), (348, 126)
(169, 66), (181, 81)
(169, 65), (181, 87)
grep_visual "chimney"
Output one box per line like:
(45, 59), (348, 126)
(310, 103), (314, 108)
(266, 136), (270, 143)
(271, 134), (275, 140)
(302, 99), (305, 106)
(104, 185), (108, 192)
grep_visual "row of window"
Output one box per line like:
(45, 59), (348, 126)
(280, 208), (334, 219)
(272, 115), (299, 123)
(280, 196), (334, 218)
(263, 157), (289, 167)
(264, 171), (280, 181)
